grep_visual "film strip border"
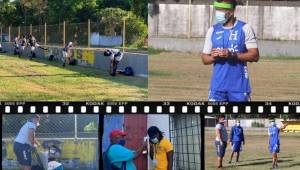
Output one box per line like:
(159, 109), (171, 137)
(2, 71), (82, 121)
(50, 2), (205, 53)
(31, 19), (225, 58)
(1, 101), (300, 114)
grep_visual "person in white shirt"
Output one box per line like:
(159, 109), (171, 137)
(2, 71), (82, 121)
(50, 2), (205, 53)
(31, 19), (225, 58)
(13, 114), (41, 170)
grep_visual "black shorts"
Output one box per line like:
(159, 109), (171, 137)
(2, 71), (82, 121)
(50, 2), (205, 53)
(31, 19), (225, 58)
(13, 142), (32, 166)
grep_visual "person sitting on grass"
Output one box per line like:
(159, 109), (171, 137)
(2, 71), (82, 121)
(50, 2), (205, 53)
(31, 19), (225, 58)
(268, 119), (288, 169)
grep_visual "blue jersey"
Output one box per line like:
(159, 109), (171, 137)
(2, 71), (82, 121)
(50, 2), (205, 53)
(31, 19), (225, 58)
(211, 20), (251, 93)
(269, 126), (280, 145)
(230, 125), (244, 142)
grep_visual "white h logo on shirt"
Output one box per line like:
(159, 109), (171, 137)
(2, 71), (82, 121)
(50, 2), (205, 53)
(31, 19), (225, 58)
(229, 30), (238, 40)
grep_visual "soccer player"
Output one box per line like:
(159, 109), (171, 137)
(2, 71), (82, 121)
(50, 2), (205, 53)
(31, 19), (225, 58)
(147, 126), (174, 170)
(62, 42), (74, 67)
(215, 114), (228, 169)
(104, 49), (124, 76)
(28, 34), (38, 60)
(13, 114), (41, 170)
(20, 35), (27, 57)
(268, 120), (288, 169)
(201, 0), (259, 102)
(13, 36), (20, 56)
(229, 119), (245, 164)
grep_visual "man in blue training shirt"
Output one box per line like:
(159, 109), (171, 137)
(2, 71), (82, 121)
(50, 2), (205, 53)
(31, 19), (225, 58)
(229, 119), (245, 164)
(268, 120), (288, 169)
(202, 0), (259, 102)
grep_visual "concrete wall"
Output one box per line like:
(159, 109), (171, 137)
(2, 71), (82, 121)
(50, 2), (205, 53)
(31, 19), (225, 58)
(1, 43), (148, 77)
(149, 37), (300, 57)
(149, 4), (300, 41)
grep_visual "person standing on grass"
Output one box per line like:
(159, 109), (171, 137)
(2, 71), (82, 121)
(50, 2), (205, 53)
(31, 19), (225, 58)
(62, 42), (74, 67)
(13, 114), (41, 170)
(228, 119), (245, 164)
(215, 114), (228, 169)
(201, 0), (259, 102)
(268, 120), (288, 169)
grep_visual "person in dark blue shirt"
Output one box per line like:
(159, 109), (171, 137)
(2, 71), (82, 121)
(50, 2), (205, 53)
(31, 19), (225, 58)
(268, 120), (288, 169)
(229, 119), (244, 164)
(201, 0), (259, 102)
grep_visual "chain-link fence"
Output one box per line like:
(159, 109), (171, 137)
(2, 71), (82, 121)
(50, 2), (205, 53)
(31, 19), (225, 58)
(0, 18), (147, 52)
(169, 114), (201, 170)
(2, 114), (99, 140)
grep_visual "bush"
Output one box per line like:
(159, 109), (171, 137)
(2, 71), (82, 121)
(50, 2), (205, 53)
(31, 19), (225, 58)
(95, 8), (147, 48)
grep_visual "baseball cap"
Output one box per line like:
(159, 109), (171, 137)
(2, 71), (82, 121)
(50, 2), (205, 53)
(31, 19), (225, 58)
(213, 0), (236, 9)
(109, 129), (128, 139)
(147, 126), (160, 139)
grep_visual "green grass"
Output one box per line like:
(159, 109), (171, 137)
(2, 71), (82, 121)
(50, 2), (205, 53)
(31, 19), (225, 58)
(0, 54), (147, 101)
(205, 129), (300, 170)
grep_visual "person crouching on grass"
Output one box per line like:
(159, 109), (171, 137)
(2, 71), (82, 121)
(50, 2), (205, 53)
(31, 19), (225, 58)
(201, 0), (259, 102)
(13, 114), (41, 170)
(268, 119), (288, 169)
(228, 119), (245, 164)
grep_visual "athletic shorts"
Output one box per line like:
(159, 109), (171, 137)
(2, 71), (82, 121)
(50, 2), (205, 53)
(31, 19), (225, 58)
(215, 141), (227, 157)
(209, 91), (251, 102)
(269, 143), (280, 153)
(13, 142), (32, 166)
(231, 141), (242, 152)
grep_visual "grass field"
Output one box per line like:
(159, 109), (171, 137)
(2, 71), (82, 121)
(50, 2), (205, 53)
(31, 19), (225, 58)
(149, 51), (300, 101)
(0, 54), (147, 101)
(205, 129), (300, 170)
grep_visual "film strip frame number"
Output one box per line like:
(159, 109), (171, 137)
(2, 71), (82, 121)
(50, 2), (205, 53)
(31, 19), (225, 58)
(1, 102), (300, 114)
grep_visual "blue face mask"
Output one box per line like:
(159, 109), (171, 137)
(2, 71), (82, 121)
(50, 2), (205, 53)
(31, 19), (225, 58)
(215, 10), (228, 24)
(118, 139), (126, 146)
(151, 137), (159, 144)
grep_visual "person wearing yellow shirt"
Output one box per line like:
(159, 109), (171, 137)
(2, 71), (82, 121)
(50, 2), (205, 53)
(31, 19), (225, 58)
(147, 126), (174, 170)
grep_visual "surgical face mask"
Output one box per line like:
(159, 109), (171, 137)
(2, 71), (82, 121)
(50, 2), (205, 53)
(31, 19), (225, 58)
(151, 137), (159, 144)
(36, 122), (40, 127)
(236, 123), (240, 126)
(118, 139), (126, 146)
(215, 10), (228, 24)
(270, 122), (275, 126)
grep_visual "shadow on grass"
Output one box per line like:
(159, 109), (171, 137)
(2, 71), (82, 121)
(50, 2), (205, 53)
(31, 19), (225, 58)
(239, 156), (294, 163)
(2, 54), (147, 90)
(233, 159), (293, 167)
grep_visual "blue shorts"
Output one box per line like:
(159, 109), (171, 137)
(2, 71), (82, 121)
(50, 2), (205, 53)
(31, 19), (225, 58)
(269, 143), (280, 153)
(231, 141), (242, 152)
(13, 142), (32, 166)
(215, 141), (227, 157)
(209, 91), (250, 102)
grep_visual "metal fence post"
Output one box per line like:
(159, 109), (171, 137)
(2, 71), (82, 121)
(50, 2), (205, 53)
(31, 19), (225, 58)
(188, 0), (191, 39)
(30, 24), (32, 35)
(0, 27), (2, 43)
(88, 19), (90, 48)
(122, 17), (126, 52)
(75, 114), (78, 140)
(246, 0), (249, 22)
(44, 22), (47, 47)
(18, 26), (20, 38)
(8, 26), (11, 42)
(63, 21), (66, 46)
